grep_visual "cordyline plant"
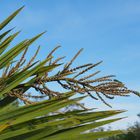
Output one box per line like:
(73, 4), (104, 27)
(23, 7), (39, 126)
(0, 6), (139, 140)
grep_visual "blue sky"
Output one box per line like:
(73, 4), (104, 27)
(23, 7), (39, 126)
(0, 0), (140, 129)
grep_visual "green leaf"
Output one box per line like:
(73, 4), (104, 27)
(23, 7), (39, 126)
(0, 32), (45, 69)
(0, 6), (24, 30)
(0, 31), (20, 54)
(0, 28), (14, 41)
(0, 57), (50, 96)
(0, 92), (74, 123)
(44, 130), (123, 140)
(38, 118), (123, 140)
(33, 64), (60, 76)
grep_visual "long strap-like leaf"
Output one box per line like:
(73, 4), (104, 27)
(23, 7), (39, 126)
(0, 6), (24, 30)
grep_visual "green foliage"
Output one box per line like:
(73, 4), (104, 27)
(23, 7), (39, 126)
(0, 92), (124, 140)
(102, 113), (140, 140)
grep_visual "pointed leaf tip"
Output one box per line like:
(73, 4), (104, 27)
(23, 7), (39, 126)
(0, 6), (24, 30)
(16, 6), (25, 12)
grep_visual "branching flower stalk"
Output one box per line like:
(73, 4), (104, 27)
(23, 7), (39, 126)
(0, 45), (139, 107)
